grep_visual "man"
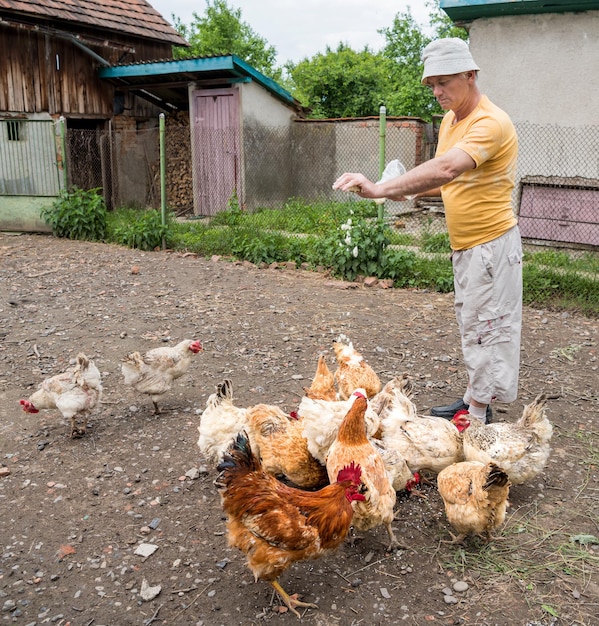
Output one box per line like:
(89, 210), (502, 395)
(332, 38), (522, 423)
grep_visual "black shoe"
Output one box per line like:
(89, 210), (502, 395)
(430, 398), (493, 422)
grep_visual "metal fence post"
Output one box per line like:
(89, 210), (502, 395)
(59, 116), (68, 189)
(378, 105), (386, 220)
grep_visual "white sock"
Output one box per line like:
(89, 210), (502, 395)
(468, 403), (487, 422)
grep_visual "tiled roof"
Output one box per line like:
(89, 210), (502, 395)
(0, 0), (188, 46)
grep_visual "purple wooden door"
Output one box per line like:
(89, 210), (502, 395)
(191, 88), (240, 216)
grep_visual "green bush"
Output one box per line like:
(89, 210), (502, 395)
(421, 231), (451, 253)
(40, 187), (107, 241)
(106, 208), (172, 251)
(316, 213), (392, 280)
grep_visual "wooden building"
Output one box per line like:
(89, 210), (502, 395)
(0, 0), (186, 121)
(0, 0), (187, 228)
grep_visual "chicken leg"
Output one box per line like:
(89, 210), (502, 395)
(271, 580), (318, 618)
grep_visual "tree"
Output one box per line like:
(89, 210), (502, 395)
(377, 2), (468, 120)
(378, 8), (440, 119)
(171, 0), (282, 82)
(287, 44), (392, 119)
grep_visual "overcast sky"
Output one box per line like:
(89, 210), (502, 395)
(147, 0), (433, 65)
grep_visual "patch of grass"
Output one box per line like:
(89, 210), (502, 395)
(106, 208), (172, 251)
(523, 263), (599, 316)
(102, 198), (599, 315)
(434, 501), (599, 621)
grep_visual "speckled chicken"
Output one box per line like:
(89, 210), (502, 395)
(332, 334), (382, 400)
(20, 353), (102, 438)
(455, 393), (552, 485)
(437, 461), (511, 544)
(245, 403), (328, 489)
(121, 339), (202, 414)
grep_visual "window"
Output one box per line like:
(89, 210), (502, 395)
(6, 120), (22, 141)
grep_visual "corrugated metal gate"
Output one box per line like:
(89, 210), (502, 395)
(0, 119), (62, 195)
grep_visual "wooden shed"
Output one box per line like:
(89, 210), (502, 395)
(0, 0), (187, 229)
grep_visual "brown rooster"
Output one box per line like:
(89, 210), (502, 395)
(332, 334), (382, 400)
(121, 339), (202, 414)
(326, 391), (399, 550)
(437, 461), (511, 544)
(216, 432), (365, 618)
(303, 354), (337, 401)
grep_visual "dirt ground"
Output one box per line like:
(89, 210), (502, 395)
(0, 232), (597, 626)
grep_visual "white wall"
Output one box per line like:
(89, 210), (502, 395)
(240, 81), (296, 127)
(470, 11), (599, 127)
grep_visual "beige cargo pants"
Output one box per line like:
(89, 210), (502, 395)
(452, 225), (523, 405)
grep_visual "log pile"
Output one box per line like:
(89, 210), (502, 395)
(163, 112), (193, 215)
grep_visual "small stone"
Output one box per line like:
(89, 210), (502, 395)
(134, 543), (158, 558)
(453, 581), (469, 592)
(139, 579), (161, 601)
(443, 594), (458, 604)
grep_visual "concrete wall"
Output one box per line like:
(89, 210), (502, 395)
(241, 81), (296, 209)
(470, 11), (599, 126)
(0, 197), (53, 232)
(240, 81), (296, 126)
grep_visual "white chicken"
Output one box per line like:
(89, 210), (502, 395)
(380, 375), (470, 474)
(121, 339), (202, 414)
(197, 379), (248, 464)
(299, 389), (381, 464)
(20, 353), (102, 438)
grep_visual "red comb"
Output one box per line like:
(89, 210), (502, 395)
(453, 409), (469, 419)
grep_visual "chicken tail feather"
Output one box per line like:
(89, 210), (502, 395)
(484, 463), (510, 490)
(215, 431), (261, 488)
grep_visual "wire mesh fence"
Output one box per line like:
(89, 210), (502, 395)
(58, 119), (599, 250)
(2, 116), (597, 311)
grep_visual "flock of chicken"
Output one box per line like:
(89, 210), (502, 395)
(20, 339), (203, 436)
(19, 334), (553, 618)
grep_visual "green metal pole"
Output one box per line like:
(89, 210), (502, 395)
(159, 113), (166, 249)
(378, 105), (386, 220)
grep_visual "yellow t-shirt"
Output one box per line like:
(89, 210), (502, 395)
(436, 95), (518, 250)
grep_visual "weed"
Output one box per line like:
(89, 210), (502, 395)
(40, 187), (107, 241)
(107, 208), (172, 251)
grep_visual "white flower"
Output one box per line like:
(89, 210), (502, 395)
(345, 234), (352, 245)
(352, 246), (359, 258)
(340, 220), (352, 231)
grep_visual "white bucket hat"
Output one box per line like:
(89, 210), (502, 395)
(421, 38), (480, 83)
